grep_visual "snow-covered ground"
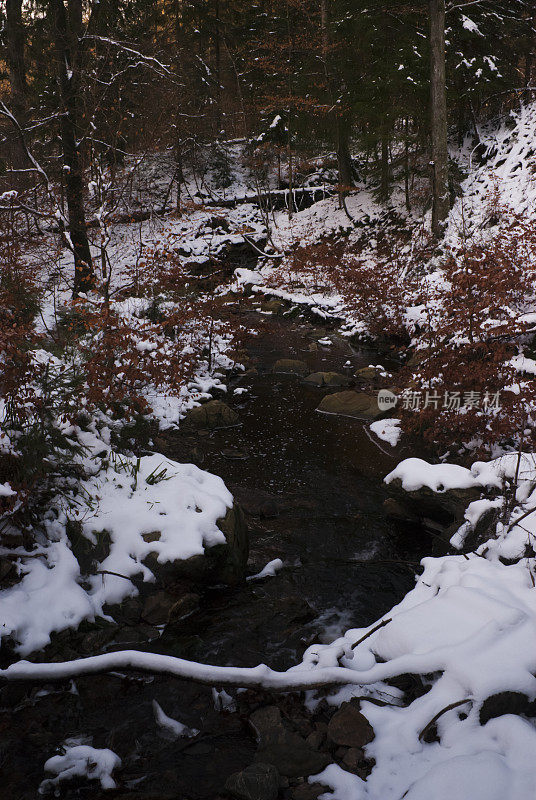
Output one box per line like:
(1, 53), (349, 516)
(301, 451), (536, 799)
(3, 106), (536, 799)
(0, 427), (234, 655)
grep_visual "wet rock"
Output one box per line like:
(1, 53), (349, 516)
(141, 591), (199, 626)
(184, 400), (240, 429)
(250, 707), (329, 778)
(143, 503), (248, 586)
(78, 626), (117, 654)
(305, 731), (325, 751)
(272, 359), (308, 376)
(111, 794), (177, 800)
(465, 503), (501, 551)
(304, 372), (350, 388)
(225, 763), (280, 800)
(385, 479), (484, 539)
(341, 747), (365, 772)
(260, 299), (287, 315)
(290, 783), (326, 800)
(66, 519), (111, 574)
(0, 556), (17, 586)
(232, 487), (282, 518)
(249, 706), (283, 740)
(479, 691), (536, 725)
(354, 367), (378, 382)
(215, 502), (250, 584)
(0, 682), (31, 708)
(383, 497), (419, 522)
(207, 215), (230, 232)
(254, 733), (330, 779)
(327, 702), (374, 749)
(316, 391), (382, 419)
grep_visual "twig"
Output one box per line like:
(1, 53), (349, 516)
(418, 698), (472, 741)
(351, 618), (392, 650)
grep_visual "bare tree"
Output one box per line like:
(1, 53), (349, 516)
(429, 0), (450, 237)
(48, 0), (94, 294)
(5, 0), (28, 171)
(320, 0), (354, 202)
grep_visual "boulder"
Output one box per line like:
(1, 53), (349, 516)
(249, 707), (283, 740)
(225, 763), (280, 800)
(327, 702), (374, 749)
(215, 503), (250, 584)
(291, 785), (326, 800)
(141, 591), (199, 626)
(316, 391), (382, 419)
(143, 502), (248, 586)
(272, 359), (309, 376)
(385, 478), (484, 539)
(260, 299), (287, 315)
(254, 732), (330, 779)
(354, 367), (378, 382)
(304, 372), (350, 388)
(184, 400), (240, 430)
(341, 747), (365, 772)
(250, 706), (330, 778)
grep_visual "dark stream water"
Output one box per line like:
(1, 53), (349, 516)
(159, 313), (419, 669)
(1, 311), (425, 800)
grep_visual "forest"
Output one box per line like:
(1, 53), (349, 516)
(1, 1), (536, 798)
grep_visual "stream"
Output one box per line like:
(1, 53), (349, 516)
(1, 309), (427, 800)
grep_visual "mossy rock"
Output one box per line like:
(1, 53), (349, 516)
(355, 366), (379, 382)
(316, 391), (382, 419)
(304, 372), (349, 388)
(260, 299), (287, 314)
(183, 399), (240, 429)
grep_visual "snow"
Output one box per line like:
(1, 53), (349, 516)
(446, 104), (536, 247)
(369, 419), (401, 447)
(82, 452), (232, 607)
(40, 744), (121, 792)
(384, 457), (481, 492)
(0, 444), (233, 654)
(461, 16), (483, 36)
(4, 451), (536, 800)
(247, 558), (284, 581)
(302, 554), (536, 800)
(7, 106), (536, 800)
(152, 700), (199, 739)
(0, 542), (97, 655)
(509, 354), (536, 376)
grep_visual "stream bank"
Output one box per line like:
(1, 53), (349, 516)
(1, 308), (430, 800)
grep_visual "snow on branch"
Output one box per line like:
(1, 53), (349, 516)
(0, 642), (457, 692)
(0, 650), (367, 690)
(81, 36), (180, 82)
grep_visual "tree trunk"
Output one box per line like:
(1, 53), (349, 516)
(429, 0), (449, 238)
(48, 0), (94, 295)
(336, 113), (354, 193)
(380, 123), (390, 201)
(404, 117), (411, 212)
(5, 0), (27, 171)
(5, 0), (26, 120)
(320, 0), (354, 201)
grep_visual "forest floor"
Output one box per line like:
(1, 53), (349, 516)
(1, 107), (536, 799)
